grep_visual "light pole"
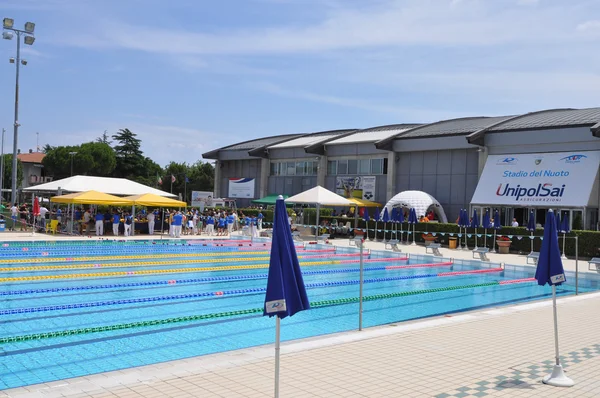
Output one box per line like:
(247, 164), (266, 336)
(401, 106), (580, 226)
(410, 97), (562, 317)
(3, 18), (35, 206)
(0, 128), (5, 202)
(69, 152), (77, 176)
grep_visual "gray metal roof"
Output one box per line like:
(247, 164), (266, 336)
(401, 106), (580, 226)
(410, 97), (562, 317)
(400, 116), (514, 138)
(202, 134), (301, 159)
(488, 108), (600, 131)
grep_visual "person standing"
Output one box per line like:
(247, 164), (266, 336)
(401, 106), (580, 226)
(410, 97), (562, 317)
(95, 211), (104, 236)
(205, 213), (215, 236)
(192, 210), (199, 235)
(56, 207), (62, 224)
(83, 209), (92, 235)
(511, 218), (519, 227)
(226, 212), (234, 235)
(10, 203), (18, 231)
(257, 210), (264, 230)
(147, 209), (155, 235)
(124, 212), (133, 237)
(39, 205), (48, 232)
(112, 211), (120, 236)
(172, 211), (183, 238)
(19, 203), (28, 231)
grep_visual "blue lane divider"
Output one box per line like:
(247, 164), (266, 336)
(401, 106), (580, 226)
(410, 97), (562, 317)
(0, 273), (439, 316)
(0, 266), (395, 296)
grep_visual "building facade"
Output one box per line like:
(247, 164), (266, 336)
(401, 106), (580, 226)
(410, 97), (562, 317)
(203, 107), (600, 230)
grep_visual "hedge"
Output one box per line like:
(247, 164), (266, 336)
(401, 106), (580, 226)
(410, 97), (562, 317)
(316, 216), (600, 259)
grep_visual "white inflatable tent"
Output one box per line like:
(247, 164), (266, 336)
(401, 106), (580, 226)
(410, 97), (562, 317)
(383, 190), (448, 223)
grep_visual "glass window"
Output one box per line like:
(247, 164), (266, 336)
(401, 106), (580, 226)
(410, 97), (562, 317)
(313, 161), (319, 175)
(338, 160), (348, 175)
(348, 159), (358, 175)
(279, 162), (286, 176)
(296, 162), (305, 175)
(286, 162), (296, 176)
(359, 159), (370, 174)
(327, 161), (337, 175)
(270, 163), (277, 176)
(371, 159), (383, 174)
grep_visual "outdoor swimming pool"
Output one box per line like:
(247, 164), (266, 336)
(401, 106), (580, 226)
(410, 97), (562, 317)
(0, 238), (597, 390)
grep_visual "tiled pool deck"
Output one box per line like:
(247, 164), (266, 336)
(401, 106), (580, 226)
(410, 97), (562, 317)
(1, 231), (599, 397)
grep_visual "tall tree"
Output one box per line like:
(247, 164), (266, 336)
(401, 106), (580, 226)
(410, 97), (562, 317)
(42, 144), (55, 154)
(96, 130), (112, 146)
(112, 128), (144, 179)
(42, 143), (116, 179)
(133, 157), (163, 188)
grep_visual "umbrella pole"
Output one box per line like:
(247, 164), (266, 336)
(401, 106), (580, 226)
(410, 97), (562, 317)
(458, 226), (462, 250)
(274, 316), (281, 398)
(484, 228), (487, 249)
(358, 238), (364, 331)
(542, 285), (574, 387)
(315, 204), (320, 239)
(491, 230), (496, 253)
(31, 192), (35, 237)
(530, 231), (534, 254)
(374, 221), (377, 241)
(561, 233), (567, 260)
(474, 227), (478, 250)
(160, 209), (164, 240)
(411, 223), (416, 245)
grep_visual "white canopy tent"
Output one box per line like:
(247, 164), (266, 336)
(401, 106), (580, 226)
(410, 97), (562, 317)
(285, 186), (352, 237)
(383, 190), (448, 223)
(23, 175), (176, 197)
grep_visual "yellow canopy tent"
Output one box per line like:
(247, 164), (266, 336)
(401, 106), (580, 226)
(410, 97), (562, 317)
(122, 193), (186, 238)
(345, 198), (381, 208)
(51, 190), (133, 205)
(122, 193), (186, 208)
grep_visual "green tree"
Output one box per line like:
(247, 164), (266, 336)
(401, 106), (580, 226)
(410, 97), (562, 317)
(42, 144), (55, 154)
(96, 130), (112, 146)
(41, 146), (80, 179)
(42, 143), (116, 179)
(1, 154), (23, 194)
(112, 128), (144, 179)
(133, 157), (163, 188)
(187, 161), (214, 194)
(163, 161), (189, 197)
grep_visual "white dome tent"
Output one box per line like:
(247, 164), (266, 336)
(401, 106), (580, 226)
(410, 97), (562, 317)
(383, 190), (448, 223)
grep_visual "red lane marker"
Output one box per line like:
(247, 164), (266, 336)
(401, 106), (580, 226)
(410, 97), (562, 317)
(300, 253), (361, 259)
(499, 278), (536, 285)
(385, 261), (453, 270)
(438, 268), (503, 277)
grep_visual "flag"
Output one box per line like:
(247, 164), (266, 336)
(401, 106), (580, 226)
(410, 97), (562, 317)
(185, 176), (190, 183)
(158, 175), (162, 185)
(171, 175), (176, 183)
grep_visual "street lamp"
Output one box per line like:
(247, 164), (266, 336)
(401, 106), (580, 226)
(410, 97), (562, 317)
(69, 152), (77, 176)
(3, 17), (36, 206)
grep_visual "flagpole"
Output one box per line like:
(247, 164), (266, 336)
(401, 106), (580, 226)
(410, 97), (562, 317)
(274, 316), (281, 398)
(358, 238), (364, 331)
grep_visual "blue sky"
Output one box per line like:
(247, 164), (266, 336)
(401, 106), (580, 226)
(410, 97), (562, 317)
(1, 0), (599, 166)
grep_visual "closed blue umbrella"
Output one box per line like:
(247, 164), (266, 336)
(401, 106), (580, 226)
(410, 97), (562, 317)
(382, 207), (390, 241)
(374, 207), (380, 241)
(554, 211), (561, 235)
(471, 209), (480, 250)
(482, 210), (490, 249)
(492, 209), (501, 253)
(527, 210), (536, 254)
(560, 213), (570, 260)
(264, 196), (311, 397)
(363, 207), (370, 240)
(408, 208), (417, 245)
(534, 209), (573, 387)
(397, 207), (405, 244)
(390, 207), (397, 240)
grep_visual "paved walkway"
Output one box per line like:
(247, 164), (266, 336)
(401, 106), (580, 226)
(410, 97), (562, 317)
(1, 231), (599, 397)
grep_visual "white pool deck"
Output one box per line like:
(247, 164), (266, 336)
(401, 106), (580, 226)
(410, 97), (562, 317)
(0, 231), (599, 397)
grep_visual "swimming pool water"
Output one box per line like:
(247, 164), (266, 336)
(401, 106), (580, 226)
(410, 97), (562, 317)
(0, 238), (597, 390)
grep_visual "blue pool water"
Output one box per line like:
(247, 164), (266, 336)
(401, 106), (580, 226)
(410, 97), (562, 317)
(0, 238), (597, 390)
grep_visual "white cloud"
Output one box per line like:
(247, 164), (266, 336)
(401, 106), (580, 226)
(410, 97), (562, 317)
(576, 20), (600, 33)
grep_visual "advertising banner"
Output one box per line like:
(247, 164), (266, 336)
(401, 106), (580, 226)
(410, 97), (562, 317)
(336, 176), (376, 200)
(471, 151), (600, 207)
(228, 178), (256, 198)
(191, 191), (214, 211)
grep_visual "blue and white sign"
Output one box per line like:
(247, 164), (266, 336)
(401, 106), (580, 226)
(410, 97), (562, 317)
(228, 178), (256, 198)
(471, 151), (600, 207)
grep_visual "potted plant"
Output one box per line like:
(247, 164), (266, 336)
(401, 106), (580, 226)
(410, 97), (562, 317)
(496, 236), (512, 254)
(422, 233), (437, 247)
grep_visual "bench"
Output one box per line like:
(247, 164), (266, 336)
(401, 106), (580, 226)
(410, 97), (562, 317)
(589, 257), (600, 271)
(385, 240), (401, 252)
(527, 252), (540, 265)
(425, 243), (442, 257)
(472, 247), (490, 261)
(316, 234), (330, 244)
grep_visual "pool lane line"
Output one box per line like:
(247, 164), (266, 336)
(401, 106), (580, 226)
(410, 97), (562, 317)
(0, 255), (409, 275)
(0, 253), (370, 272)
(0, 268), (507, 315)
(0, 278), (536, 345)
(0, 265), (495, 297)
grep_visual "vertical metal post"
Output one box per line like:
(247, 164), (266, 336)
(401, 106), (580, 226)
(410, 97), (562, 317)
(11, 32), (21, 207)
(575, 235), (578, 295)
(0, 128), (5, 202)
(274, 316), (281, 398)
(358, 237), (364, 331)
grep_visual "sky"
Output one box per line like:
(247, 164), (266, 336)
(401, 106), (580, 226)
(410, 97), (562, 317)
(0, 0), (600, 166)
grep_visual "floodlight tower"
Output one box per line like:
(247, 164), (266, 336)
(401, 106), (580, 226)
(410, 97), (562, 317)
(2, 18), (36, 205)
